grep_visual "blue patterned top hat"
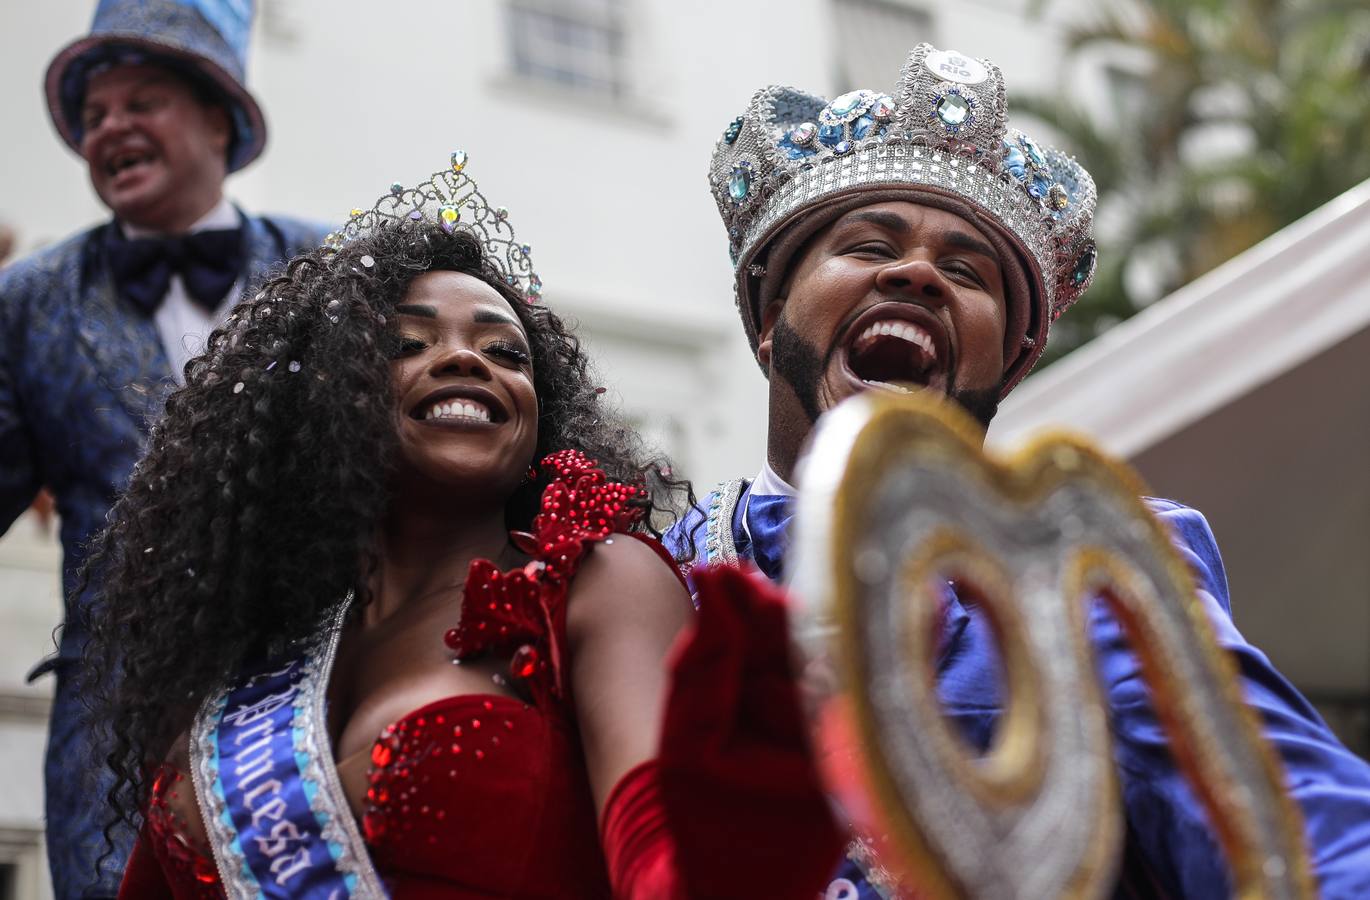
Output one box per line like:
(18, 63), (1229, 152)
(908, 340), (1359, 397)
(45, 0), (265, 172)
(709, 43), (1098, 396)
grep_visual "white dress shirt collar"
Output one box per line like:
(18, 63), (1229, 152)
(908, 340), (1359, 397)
(751, 459), (797, 498)
(121, 195), (240, 239)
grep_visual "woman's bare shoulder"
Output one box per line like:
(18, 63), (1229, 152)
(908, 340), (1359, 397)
(566, 534), (692, 634)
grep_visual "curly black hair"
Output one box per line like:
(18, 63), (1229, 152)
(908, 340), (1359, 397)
(79, 221), (695, 855)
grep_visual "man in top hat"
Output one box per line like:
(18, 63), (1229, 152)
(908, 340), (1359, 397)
(0, 1), (325, 894)
(667, 43), (1370, 897)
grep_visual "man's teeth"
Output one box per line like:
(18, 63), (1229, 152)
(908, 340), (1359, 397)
(423, 400), (492, 422)
(855, 319), (935, 356)
(862, 379), (915, 393)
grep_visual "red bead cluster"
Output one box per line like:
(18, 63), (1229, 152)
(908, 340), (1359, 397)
(441, 450), (641, 702)
(529, 450), (643, 583)
(442, 558), (543, 657)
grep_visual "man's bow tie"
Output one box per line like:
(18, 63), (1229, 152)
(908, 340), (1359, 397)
(105, 225), (245, 315)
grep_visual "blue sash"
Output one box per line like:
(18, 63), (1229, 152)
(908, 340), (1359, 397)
(190, 599), (388, 898)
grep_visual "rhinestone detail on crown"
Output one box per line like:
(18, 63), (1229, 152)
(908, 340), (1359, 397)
(324, 151), (542, 302)
(709, 43), (1097, 378)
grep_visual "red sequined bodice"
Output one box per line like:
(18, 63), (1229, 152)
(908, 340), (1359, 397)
(128, 451), (650, 898)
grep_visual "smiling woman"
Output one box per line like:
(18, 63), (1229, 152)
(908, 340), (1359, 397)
(74, 213), (804, 896)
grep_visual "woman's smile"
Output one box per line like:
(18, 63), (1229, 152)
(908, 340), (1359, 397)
(410, 385), (508, 426)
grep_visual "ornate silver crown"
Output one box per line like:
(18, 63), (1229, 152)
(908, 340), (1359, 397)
(324, 150), (543, 302)
(709, 44), (1097, 391)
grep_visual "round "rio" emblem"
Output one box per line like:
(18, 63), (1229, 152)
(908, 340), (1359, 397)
(925, 49), (989, 85)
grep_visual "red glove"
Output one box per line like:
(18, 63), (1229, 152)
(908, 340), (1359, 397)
(599, 564), (845, 899)
(659, 563), (846, 898)
(601, 760), (683, 900)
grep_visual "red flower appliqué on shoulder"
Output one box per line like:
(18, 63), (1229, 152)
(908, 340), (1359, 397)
(442, 451), (642, 700)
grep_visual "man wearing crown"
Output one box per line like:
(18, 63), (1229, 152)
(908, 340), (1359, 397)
(667, 44), (1370, 897)
(0, 1), (324, 895)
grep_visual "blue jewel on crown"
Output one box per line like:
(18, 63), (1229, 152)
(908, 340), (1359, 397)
(1019, 134), (1047, 169)
(930, 84), (978, 135)
(778, 123), (820, 160)
(723, 116), (744, 145)
(819, 90), (877, 126)
(1003, 140), (1028, 181)
(728, 161), (755, 204)
(1071, 246), (1097, 288)
(807, 92), (895, 155)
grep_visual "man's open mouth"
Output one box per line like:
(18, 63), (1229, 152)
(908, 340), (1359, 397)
(105, 149), (156, 178)
(840, 304), (950, 394)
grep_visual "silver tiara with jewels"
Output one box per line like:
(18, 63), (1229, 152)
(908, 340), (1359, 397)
(324, 151), (543, 302)
(710, 44), (1097, 389)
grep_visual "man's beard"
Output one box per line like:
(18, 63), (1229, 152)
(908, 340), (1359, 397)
(770, 313), (827, 423)
(951, 385), (1000, 431)
(770, 312), (1000, 429)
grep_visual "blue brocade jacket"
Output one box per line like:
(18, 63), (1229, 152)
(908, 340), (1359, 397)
(0, 213), (326, 672)
(665, 482), (1370, 899)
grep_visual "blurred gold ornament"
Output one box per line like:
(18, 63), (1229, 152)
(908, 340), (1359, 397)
(789, 392), (1315, 900)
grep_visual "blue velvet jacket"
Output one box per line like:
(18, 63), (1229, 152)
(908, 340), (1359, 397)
(0, 213), (326, 671)
(666, 482), (1370, 899)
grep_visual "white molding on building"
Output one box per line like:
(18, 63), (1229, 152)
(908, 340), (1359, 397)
(992, 178), (1370, 456)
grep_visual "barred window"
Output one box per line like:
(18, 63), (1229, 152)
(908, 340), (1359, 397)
(506, 0), (628, 97)
(832, 0), (934, 94)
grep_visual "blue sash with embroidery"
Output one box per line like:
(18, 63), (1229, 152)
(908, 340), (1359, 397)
(190, 600), (388, 898)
